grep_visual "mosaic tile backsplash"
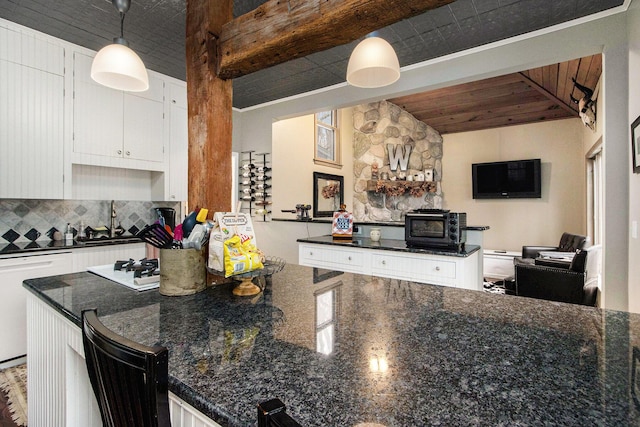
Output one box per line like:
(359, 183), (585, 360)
(0, 199), (180, 243)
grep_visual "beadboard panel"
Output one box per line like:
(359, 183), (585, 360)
(0, 26), (64, 74)
(71, 164), (158, 201)
(71, 243), (146, 272)
(0, 59), (65, 199)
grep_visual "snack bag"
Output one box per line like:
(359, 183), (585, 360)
(223, 234), (264, 277)
(208, 212), (257, 272)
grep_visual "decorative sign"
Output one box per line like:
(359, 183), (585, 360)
(332, 210), (353, 239)
(387, 144), (412, 171)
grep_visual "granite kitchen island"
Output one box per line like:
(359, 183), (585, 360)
(24, 264), (639, 426)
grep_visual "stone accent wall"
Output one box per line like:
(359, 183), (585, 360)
(352, 101), (444, 222)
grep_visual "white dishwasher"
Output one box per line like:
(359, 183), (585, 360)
(0, 252), (73, 363)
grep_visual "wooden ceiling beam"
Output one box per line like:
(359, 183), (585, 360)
(217, 0), (454, 79)
(519, 72), (577, 116)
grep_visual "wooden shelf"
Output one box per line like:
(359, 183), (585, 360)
(366, 180), (436, 195)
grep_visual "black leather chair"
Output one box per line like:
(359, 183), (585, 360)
(520, 232), (589, 259)
(504, 232), (589, 294)
(82, 308), (171, 427)
(513, 244), (601, 306)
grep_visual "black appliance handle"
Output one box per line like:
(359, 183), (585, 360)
(258, 399), (303, 427)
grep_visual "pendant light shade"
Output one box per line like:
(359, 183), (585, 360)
(91, 38), (149, 92)
(346, 37), (400, 88)
(91, 0), (149, 92)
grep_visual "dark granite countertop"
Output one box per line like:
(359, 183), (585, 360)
(297, 235), (480, 257)
(273, 218), (490, 231)
(23, 266), (639, 426)
(0, 236), (143, 256)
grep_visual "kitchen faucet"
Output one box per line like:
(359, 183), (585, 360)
(110, 200), (117, 238)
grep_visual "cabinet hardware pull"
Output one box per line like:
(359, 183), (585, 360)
(126, 151), (131, 156)
(348, 256), (352, 261)
(117, 149), (122, 155)
(309, 252), (313, 256)
(382, 260), (386, 265)
(435, 266), (440, 271)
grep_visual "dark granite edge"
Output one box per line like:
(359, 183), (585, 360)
(23, 280), (82, 327)
(297, 235), (480, 257)
(0, 237), (143, 256)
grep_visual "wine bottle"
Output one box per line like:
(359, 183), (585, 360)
(241, 179), (255, 186)
(254, 208), (271, 215)
(242, 188), (255, 194)
(241, 195), (255, 201)
(256, 166), (271, 173)
(256, 183), (271, 190)
(241, 171), (255, 178)
(241, 163), (255, 170)
(254, 192), (271, 198)
(256, 174), (270, 181)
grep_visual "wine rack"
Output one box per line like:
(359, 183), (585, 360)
(239, 151), (271, 220)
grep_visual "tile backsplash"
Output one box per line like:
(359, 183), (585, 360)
(0, 199), (180, 243)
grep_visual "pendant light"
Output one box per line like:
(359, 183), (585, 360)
(346, 36), (400, 88)
(91, 0), (149, 92)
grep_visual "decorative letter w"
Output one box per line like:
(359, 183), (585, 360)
(387, 144), (412, 171)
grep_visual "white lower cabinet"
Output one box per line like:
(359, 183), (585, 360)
(0, 252), (73, 362)
(26, 293), (222, 427)
(299, 243), (481, 291)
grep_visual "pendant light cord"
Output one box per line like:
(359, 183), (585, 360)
(119, 12), (126, 39)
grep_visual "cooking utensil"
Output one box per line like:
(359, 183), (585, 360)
(181, 210), (198, 238)
(195, 208), (208, 223)
(136, 224), (174, 249)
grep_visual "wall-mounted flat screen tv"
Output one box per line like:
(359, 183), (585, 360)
(472, 158), (541, 199)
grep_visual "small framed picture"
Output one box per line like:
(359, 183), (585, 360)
(632, 115), (640, 173)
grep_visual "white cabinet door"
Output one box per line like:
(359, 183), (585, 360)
(72, 52), (165, 166)
(0, 60), (65, 198)
(168, 85), (188, 201)
(0, 252), (73, 362)
(73, 52), (124, 158)
(123, 90), (164, 162)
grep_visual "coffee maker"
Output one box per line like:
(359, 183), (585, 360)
(296, 204), (311, 221)
(155, 208), (176, 230)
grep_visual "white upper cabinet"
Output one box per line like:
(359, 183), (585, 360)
(72, 52), (165, 170)
(0, 27), (65, 199)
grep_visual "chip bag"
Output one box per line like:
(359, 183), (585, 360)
(208, 212), (257, 273)
(223, 234), (264, 277)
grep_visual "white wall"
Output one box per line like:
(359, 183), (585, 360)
(442, 119), (586, 252)
(272, 109), (354, 218)
(628, 0), (640, 314)
(235, 7), (631, 311)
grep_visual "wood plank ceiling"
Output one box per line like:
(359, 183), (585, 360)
(388, 54), (602, 134)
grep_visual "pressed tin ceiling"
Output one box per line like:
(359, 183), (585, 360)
(0, 0), (621, 109)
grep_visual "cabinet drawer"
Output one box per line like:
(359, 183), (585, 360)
(372, 253), (456, 281)
(300, 245), (363, 267)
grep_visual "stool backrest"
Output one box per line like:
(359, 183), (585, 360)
(82, 309), (171, 427)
